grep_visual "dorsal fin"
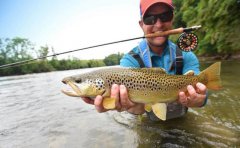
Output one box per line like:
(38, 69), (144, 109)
(184, 70), (195, 76)
(130, 67), (167, 74)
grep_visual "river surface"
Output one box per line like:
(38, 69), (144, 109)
(0, 60), (239, 148)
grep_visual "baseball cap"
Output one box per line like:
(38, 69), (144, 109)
(140, 0), (174, 17)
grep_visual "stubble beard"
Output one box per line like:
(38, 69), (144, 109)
(148, 36), (168, 49)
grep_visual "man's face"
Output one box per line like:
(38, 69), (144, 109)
(139, 3), (173, 48)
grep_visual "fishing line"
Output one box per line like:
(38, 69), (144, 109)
(0, 37), (143, 69)
(0, 25), (201, 69)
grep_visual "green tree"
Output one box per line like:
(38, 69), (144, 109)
(6, 37), (35, 60)
(87, 60), (105, 68)
(0, 37), (55, 75)
(172, 0), (186, 28)
(0, 38), (10, 64)
(103, 53), (123, 66)
(37, 45), (49, 59)
(177, 0), (240, 56)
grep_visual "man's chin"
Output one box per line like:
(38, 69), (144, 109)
(147, 37), (168, 47)
(153, 36), (167, 43)
(152, 40), (167, 47)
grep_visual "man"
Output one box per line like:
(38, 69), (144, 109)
(82, 0), (207, 120)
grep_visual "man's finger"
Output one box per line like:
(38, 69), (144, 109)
(178, 91), (188, 106)
(196, 82), (207, 95)
(120, 85), (134, 109)
(94, 95), (107, 113)
(111, 84), (121, 110)
(187, 85), (197, 99)
(186, 84), (207, 107)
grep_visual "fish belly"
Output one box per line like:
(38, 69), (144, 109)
(128, 89), (178, 104)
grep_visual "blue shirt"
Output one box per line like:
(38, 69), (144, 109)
(120, 39), (200, 75)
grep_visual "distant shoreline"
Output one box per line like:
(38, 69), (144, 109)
(198, 53), (240, 62)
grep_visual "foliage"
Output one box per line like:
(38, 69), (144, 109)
(0, 37), (111, 76)
(103, 52), (123, 66)
(0, 37), (34, 65)
(87, 60), (105, 68)
(37, 45), (49, 59)
(172, 0), (240, 56)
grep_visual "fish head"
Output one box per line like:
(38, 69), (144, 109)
(61, 76), (106, 99)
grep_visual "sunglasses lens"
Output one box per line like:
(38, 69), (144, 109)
(143, 11), (173, 25)
(160, 11), (173, 22)
(143, 15), (156, 25)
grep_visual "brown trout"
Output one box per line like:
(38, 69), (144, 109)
(61, 62), (222, 120)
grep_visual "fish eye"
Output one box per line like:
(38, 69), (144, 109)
(75, 79), (82, 83)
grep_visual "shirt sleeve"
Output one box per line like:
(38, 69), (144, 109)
(182, 52), (200, 75)
(120, 54), (141, 68)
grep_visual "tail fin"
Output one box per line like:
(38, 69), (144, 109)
(199, 62), (222, 90)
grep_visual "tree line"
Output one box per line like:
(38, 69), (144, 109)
(0, 37), (123, 76)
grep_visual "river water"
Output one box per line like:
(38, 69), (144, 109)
(0, 60), (239, 148)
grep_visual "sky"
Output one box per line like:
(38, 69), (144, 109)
(0, 0), (143, 60)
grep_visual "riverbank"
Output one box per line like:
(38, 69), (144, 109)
(1, 53), (239, 77)
(198, 52), (240, 62)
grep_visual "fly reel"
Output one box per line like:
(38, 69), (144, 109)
(177, 32), (198, 52)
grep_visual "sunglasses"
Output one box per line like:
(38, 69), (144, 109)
(143, 11), (173, 25)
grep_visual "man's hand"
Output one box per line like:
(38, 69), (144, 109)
(178, 82), (207, 107)
(81, 84), (145, 115)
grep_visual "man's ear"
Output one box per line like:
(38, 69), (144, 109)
(139, 20), (143, 29)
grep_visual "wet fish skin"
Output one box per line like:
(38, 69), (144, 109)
(62, 62), (222, 120)
(62, 62), (221, 103)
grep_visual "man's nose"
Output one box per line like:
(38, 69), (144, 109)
(154, 18), (163, 27)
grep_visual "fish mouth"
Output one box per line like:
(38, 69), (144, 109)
(61, 80), (83, 97)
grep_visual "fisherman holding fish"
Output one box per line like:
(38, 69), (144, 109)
(118, 0), (208, 120)
(63, 0), (220, 121)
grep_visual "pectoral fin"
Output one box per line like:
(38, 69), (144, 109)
(152, 103), (167, 121)
(103, 97), (116, 109)
(144, 104), (153, 112)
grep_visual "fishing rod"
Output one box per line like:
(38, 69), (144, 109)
(0, 25), (201, 69)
